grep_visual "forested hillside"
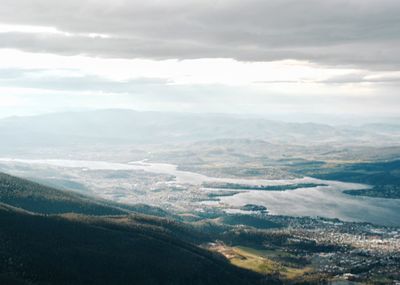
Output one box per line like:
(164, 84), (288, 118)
(0, 172), (275, 285)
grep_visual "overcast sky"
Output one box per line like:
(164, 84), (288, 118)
(0, 0), (399, 119)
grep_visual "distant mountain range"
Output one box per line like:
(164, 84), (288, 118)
(0, 109), (399, 149)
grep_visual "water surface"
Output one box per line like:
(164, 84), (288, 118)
(1, 158), (399, 226)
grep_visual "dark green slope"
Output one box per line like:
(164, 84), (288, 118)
(0, 172), (178, 218)
(0, 172), (127, 215)
(0, 206), (270, 285)
(0, 173), (278, 284)
(296, 159), (400, 199)
(0, 172), (203, 242)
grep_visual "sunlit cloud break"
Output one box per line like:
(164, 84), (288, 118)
(0, 0), (399, 118)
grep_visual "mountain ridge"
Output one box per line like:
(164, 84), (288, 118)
(1, 109), (398, 148)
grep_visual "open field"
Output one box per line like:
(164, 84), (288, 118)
(208, 243), (318, 282)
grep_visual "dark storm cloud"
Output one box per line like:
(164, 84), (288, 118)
(0, 0), (400, 69)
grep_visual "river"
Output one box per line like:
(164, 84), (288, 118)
(0, 158), (399, 226)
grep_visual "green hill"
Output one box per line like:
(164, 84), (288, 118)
(0, 172), (277, 285)
(0, 172), (127, 215)
(0, 172), (176, 217)
(0, 206), (270, 285)
(297, 159), (400, 199)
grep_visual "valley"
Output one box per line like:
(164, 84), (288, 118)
(2, 0), (400, 282)
(1, 156), (399, 226)
(0, 111), (399, 284)
(0, 171), (399, 284)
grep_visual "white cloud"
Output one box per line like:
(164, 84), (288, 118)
(0, 93), (25, 107)
(0, 23), (68, 35)
(0, 49), (361, 86)
(0, 48), (398, 117)
(0, 23), (111, 39)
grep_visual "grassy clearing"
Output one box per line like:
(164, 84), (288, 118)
(209, 244), (313, 280)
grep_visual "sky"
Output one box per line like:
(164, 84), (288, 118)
(0, 0), (399, 119)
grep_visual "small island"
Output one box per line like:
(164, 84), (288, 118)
(240, 204), (268, 213)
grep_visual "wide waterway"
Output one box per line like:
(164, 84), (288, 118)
(0, 158), (399, 226)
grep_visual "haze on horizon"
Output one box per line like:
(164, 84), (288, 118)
(0, 0), (399, 120)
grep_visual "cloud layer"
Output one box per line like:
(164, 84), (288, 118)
(1, 0), (399, 69)
(0, 0), (399, 118)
